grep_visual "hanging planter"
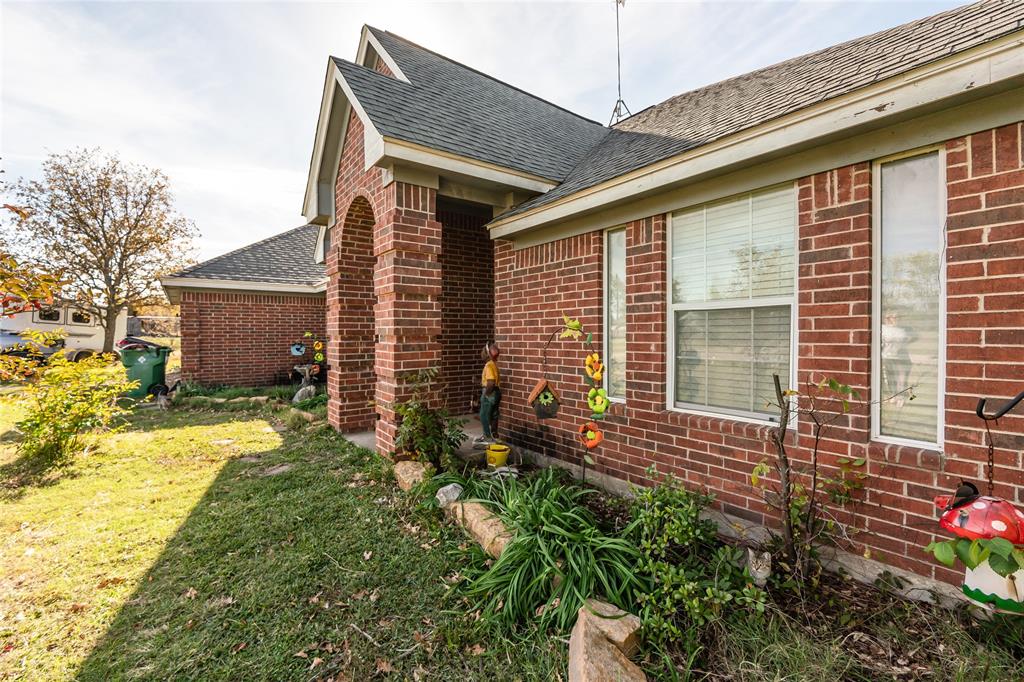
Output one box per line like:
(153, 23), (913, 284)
(928, 484), (1024, 614)
(528, 378), (561, 419)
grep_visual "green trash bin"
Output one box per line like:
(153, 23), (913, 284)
(120, 346), (172, 399)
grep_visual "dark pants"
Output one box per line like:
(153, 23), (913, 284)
(480, 387), (501, 439)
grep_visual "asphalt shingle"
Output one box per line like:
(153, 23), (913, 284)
(169, 224), (325, 286)
(336, 28), (609, 182)
(504, 0), (1024, 217)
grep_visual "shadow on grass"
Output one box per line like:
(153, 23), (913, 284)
(0, 425), (81, 501)
(73, 419), (562, 681)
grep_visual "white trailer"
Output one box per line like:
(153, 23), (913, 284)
(0, 302), (128, 359)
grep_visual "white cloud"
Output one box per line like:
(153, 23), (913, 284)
(2, 0), (962, 261)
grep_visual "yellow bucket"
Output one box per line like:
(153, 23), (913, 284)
(486, 443), (510, 468)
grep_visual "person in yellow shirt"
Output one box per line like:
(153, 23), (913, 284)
(475, 341), (501, 446)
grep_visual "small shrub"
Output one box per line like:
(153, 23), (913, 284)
(631, 471), (766, 648)
(393, 369), (466, 470)
(461, 468), (645, 632)
(15, 353), (135, 462)
(293, 392), (327, 410)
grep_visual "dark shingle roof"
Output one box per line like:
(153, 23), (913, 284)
(169, 224), (325, 286)
(335, 28), (609, 182)
(504, 0), (1024, 217)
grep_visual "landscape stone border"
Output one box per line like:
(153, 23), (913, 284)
(393, 459), (646, 679)
(568, 599), (646, 682)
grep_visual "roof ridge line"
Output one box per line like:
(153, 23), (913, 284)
(369, 27), (606, 129)
(176, 223), (316, 276)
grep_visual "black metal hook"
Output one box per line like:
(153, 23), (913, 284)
(976, 389), (1024, 421)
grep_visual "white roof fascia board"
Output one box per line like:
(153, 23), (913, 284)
(161, 277), (325, 295)
(357, 26), (411, 83)
(303, 62), (339, 220)
(490, 33), (1024, 239)
(380, 138), (557, 194)
(509, 84), (1024, 250)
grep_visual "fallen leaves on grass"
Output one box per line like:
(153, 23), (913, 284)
(97, 577), (126, 589)
(183, 587), (198, 599)
(231, 642), (247, 654)
(363, 551), (373, 561)
(375, 658), (394, 674)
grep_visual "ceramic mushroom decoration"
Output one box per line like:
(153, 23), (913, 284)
(929, 483), (1024, 614)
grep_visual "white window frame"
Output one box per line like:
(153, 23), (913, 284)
(666, 184), (799, 425)
(871, 146), (946, 449)
(603, 226), (627, 403)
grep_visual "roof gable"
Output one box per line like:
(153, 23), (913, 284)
(336, 28), (608, 182)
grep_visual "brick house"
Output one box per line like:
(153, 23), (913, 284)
(162, 224), (326, 386)
(299, 0), (1024, 585)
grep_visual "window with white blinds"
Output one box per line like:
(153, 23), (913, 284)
(669, 185), (796, 419)
(874, 151), (944, 445)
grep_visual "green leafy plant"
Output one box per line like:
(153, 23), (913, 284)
(927, 536), (1024, 578)
(757, 375), (887, 584)
(461, 468), (645, 632)
(631, 470), (766, 648)
(0, 328), (66, 382)
(15, 353), (135, 462)
(393, 368), (466, 471)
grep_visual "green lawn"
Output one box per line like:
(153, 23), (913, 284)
(0, 400), (563, 681)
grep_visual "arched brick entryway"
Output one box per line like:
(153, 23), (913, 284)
(327, 195), (377, 432)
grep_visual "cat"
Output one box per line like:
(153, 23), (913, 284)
(746, 547), (772, 588)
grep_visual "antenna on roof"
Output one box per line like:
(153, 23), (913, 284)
(608, 0), (631, 126)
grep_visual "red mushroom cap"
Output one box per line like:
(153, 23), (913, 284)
(935, 495), (1024, 544)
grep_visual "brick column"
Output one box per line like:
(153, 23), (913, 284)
(373, 181), (443, 454)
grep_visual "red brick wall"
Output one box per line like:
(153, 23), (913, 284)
(325, 107), (445, 453)
(494, 121), (1024, 582)
(438, 201), (494, 414)
(326, 109), (387, 432)
(179, 290), (325, 387)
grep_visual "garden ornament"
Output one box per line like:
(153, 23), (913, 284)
(474, 341), (502, 448)
(292, 364), (318, 404)
(528, 378), (560, 419)
(538, 314), (616, 483)
(927, 389), (1024, 614)
(587, 387), (609, 416)
(578, 421), (604, 449)
(290, 342), (306, 356)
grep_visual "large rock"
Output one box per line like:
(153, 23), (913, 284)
(568, 600), (645, 682)
(446, 501), (512, 558)
(435, 483), (463, 508)
(580, 599), (642, 657)
(394, 461), (428, 491)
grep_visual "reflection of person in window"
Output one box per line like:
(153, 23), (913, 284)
(881, 312), (911, 407)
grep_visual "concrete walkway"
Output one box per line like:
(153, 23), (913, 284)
(340, 414), (485, 456)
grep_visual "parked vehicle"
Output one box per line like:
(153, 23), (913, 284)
(0, 302), (128, 360)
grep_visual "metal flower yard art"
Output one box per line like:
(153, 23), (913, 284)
(926, 390), (1024, 614)
(536, 313), (614, 481)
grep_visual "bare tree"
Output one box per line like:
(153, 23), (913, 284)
(9, 148), (197, 351)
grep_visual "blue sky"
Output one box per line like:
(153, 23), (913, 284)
(2, 0), (960, 261)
